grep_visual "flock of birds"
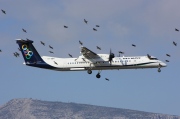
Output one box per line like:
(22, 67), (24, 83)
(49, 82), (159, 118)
(1, 8), (179, 81)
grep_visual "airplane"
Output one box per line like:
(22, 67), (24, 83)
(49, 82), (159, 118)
(16, 39), (167, 78)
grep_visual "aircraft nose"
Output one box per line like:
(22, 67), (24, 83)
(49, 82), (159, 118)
(160, 62), (167, 67)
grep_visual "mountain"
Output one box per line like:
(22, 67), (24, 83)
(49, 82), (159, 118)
(0, 98), (179, 119)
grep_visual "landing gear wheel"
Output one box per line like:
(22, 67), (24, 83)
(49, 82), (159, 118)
(87, 70), (92, 74)
(158, 68), (161, 72)
(96, 73), (101, 78)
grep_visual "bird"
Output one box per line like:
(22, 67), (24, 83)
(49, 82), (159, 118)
(64, 25), (68, 28)
(49, 45), (53, 49)
(54, 61), (58, 65)
(84, 19), (88, 24)
(118, 51), (124, 57)
(26, 38), (31, 41)
(166, 54), (170, 57)
(132, 44), (136, 47)
(68, 54), (73, 58)
(175, 28), (179, 31)
(119, 51), (124, 54)
(96, 25), (100, 27)
(40, 41), (45, 46)
(82, 58), (86, 62)
(165, 60), (169, 62)
(79, 40), (83, 45)
(93, 28), (97, 31)
(96, 46), (101, 50)
(13, 52), (20, 57)
(0, 49), (2, 52)
(173, 41), (177, 46)
(22, 28), (27, 33)
(1, 9), (6, 14)
(105, 78), (109, 81)
(49, 51), (54, 54)
(147, 54), (151, 59)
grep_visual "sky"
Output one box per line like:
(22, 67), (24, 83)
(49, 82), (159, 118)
(0, 0), (180, 116)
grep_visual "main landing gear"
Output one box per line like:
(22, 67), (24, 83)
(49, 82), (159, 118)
(96, 73), (101, 78)
(87, 69), (101, 78)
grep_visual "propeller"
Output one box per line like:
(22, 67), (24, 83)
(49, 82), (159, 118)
(109, 49), (115, 65)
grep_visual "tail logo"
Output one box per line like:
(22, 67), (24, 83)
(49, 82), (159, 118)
(22, 44), (33, 59)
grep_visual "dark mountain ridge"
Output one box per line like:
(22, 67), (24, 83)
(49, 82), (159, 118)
(0, 98), (179, 119)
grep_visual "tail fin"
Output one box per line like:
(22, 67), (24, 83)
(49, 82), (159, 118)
(16, 39), (45, 64)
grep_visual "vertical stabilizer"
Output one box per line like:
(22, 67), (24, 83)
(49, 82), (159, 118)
(16, 39), (44, 64)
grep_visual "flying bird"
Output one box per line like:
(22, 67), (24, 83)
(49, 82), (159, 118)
(165, 60), (169, 62)
(119, 51), (124, 54)
(84, 19), (88, 24)
(79, 40), (83, 45)
(147, 54), (151, 59)
(22, 28), (27, 33)
(68, 54), (73, 58)
(40, 41), (45, 46)
(64, 25), (68, 28)
(173, 41), (177, 46)
(175, 28), (179, 31)
(0, 49), (2, 52)
(54, 61), (58, 65)
(166, 54), (170, 57)
(1, 9), (6, 14)
(82, 58), (86, 62)
(132, 44), (136, 47)
(105, 78), (109, 81)
(118, 51), (124, 57)
(93, 28), (97, 31)
(96, 25), (100, 27)
(26, 38), (31, 41)
(96, 46), (101, 50)
(49, 51), (54, 54)
(49, 45), (53, 49)
(13, 52), (20, 57)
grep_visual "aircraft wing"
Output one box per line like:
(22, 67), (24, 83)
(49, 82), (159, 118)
(81, 47), (99, 59)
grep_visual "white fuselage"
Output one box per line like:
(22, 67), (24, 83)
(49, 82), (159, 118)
(41, 54), (166, 71)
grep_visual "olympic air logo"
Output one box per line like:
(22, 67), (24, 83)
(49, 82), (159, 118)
(22, 44), (33, 59)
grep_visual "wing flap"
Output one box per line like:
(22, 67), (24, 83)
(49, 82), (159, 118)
(81, 47), (98, 59)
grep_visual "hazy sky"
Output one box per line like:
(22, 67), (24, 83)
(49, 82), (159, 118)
(0, 0), (180, 116)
